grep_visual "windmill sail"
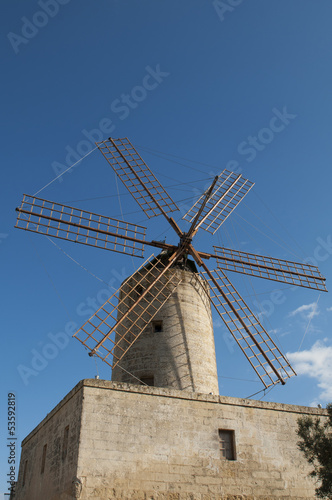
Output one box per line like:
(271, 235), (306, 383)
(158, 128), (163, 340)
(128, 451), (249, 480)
(97, 137), (179, 219)
(213, 246), (327, 292)
(183, 170), (254, 234)
(73, 255), (182, 369)
(201, 267), (296, 388)
(15, 194), (147, 258)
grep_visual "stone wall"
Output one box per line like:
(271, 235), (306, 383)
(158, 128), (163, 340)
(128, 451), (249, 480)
(16, 379), (327, 499)
(15, 383), (84, 500)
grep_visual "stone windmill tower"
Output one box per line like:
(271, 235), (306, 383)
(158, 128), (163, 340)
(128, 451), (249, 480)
(111, 256), (219, 394)
(14, 137), (328, 500)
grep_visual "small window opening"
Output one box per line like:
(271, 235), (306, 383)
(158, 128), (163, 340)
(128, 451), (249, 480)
(135, 285), (143, 296)
(152, 320), (163, 333)
(41, 444), (47, 474)
(140, 376), (154, 386)
(62, 425), (69, 460)
(22, 460), (28, 486)
(218, 429), (236, 460)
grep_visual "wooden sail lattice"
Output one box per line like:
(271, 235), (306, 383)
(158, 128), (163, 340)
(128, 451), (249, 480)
(97, 137), (179, 218)
(201, 268), (296, 388)
(15, 136), (327, 389)
(214, 246), (327, 292)
(183, 170), (254, 234)
(74, 255), (182, 369)
(15, 194), (147, 258)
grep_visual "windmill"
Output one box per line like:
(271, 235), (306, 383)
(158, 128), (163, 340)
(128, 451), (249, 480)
(15, 137), (327, 391)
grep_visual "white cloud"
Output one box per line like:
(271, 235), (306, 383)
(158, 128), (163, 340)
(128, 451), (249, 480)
(288, 302), (319, 321)
(287, 340), (332, 402)
(326, 307), (332, 312)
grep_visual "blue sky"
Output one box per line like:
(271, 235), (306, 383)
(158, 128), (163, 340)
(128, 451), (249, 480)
(1, 0), (332, 495)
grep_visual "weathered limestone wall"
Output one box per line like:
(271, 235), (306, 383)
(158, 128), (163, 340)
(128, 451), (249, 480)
(112, 267), (219, 395)
(15, 383), (84, 500)
(16, 379), (327, 500)
(78, 380), (325, 499)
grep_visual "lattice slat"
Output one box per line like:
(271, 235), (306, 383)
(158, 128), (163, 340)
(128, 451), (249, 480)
(183, 170), (254, 234)
(213, 246), (327, 292)
(15, 194), (146, 258)
(201, 268), (296, 388)
(73, 255), (182, 368)
(97, 137), (179, 218)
